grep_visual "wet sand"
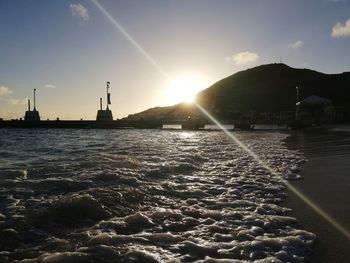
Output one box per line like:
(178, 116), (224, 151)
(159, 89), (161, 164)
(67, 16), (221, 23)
(284, 128), (350, 263)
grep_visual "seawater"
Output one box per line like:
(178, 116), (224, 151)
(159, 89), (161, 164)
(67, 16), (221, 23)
(0, 129), (315, 263)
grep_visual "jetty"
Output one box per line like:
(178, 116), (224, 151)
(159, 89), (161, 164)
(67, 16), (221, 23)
(0, 84), (342, 130)
(0, 82), (164, 129)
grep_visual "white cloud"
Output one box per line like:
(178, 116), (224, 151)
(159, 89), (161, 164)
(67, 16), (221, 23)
(0, 86), (13, 96)
(70, 3), (89, 22)
(226, 51), (259, 66)
(331, 19), (350, 37)
(44, 84), (56, 89)
(288, 40), (304, 49)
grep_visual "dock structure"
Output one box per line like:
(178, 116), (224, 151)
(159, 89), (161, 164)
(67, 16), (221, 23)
(24, 89), (40, 121)
(181, 116), (205, 130)
(0, 83), (303, 130)
(96, 81), (113, 121)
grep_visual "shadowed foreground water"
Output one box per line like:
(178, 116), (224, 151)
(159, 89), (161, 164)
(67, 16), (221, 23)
(284, 128), (350, 263)
(0, 129), (314, 263)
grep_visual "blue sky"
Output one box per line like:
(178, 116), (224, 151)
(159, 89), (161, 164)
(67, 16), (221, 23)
(0, 0), (349, 119)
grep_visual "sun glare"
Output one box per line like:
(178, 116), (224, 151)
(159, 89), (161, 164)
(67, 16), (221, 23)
(163, 76), (208, 105)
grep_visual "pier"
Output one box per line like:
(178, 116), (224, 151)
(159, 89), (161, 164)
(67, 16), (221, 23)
(0, 118), (293, 130)
(0, 82), (327, 130)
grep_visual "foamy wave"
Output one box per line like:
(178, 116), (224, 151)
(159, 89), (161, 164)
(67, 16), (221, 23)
(0, 130), (313, 262)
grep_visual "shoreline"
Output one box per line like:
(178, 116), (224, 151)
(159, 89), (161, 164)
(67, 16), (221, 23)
(283, 129), (350, 263)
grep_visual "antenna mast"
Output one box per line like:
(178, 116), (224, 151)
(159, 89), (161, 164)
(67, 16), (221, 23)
(33, 89), (37, 110)
(106, 81), (110, 110)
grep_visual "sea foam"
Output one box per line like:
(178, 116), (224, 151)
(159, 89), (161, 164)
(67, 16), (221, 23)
(0, 129), (313, 262)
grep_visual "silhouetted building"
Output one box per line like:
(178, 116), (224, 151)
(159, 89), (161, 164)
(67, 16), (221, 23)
(96, 81), (113, 121)
(24, 109), (40, 121)
(296, 95), (332, 125)
(24, 89), (40, 121)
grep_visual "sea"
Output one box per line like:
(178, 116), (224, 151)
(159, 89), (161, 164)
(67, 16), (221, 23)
(0, 128), (316, 263)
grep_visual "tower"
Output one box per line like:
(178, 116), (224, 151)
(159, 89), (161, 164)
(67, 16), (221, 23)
(96, 81), (113, 121)
(24, 89), (40, 121)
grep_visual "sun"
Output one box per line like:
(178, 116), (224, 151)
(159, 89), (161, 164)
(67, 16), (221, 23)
(163, 76), (207, 105)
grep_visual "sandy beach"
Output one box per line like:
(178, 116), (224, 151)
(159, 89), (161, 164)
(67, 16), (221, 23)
(284, 128), (350, 263)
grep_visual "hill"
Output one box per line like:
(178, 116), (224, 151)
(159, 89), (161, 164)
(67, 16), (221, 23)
(124, 104), (201, 122)
(125, 63), (350, 122)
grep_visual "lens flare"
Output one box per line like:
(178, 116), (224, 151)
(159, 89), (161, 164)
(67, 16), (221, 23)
(92, 0), (349, 240)
(196, 103), (350, 240)
(91, 0), (172, 82)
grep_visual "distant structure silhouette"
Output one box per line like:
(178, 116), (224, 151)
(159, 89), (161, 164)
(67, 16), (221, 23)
(96, 81), (113, 121)
(24, 89), (40, 121)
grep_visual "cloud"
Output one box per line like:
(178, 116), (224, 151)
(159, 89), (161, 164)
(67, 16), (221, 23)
(8, 99), (20, 105)
(226, 51), (259, 66)
(331, 19), (350, 37)
(288, 40), (304, 49)
(70, 3), (89, 22)
(44, 84), (56, 89)
(327, 0), (348, 3)
(6, 98), (27, 105)
(0, 86), (13, 96)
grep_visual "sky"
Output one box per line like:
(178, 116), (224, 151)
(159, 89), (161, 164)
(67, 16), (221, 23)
(0, 0), (350, 120)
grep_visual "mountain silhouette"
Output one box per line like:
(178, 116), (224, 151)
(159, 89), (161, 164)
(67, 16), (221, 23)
(125, 63), (350, 122)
